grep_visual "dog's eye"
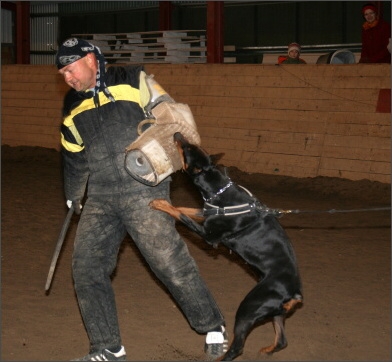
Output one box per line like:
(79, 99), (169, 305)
(192, 166), (202, 174)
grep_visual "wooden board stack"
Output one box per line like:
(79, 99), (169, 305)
(72, 30), (207, 64)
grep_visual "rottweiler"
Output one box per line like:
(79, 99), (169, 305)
(150, 132), (303, 361)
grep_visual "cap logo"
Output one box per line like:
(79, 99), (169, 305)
(81, 45), (95, 52)
(59, 54), (82, 66)
(63, 38), (79, 47)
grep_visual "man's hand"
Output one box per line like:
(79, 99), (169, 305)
(66, 200), (82, 215)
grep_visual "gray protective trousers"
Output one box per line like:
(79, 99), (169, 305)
(72, 181), (224, 352)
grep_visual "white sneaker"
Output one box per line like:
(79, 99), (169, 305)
(204, 326), (228, 360)
(71, 345), (126, 361)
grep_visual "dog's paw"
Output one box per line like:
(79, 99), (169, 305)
(149, 199), (170, 210)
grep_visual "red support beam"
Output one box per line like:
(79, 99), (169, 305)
(159, 1), (174, 31)
(207, 1), (224, 64)
(16, 1), (30, 64)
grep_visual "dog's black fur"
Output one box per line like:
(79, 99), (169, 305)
(150, 132), (303, 361)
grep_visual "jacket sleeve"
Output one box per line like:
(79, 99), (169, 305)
(61, 146), (89, 202)
(60, 90), (90, 201)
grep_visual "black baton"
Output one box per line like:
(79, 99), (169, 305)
(45, 205), (74, 292)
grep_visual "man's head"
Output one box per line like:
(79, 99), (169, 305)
(56, 37), (115, 101)
(56, 38), (99, 91)
(56, 37), (96, 70)
(287, 42), (301, 59)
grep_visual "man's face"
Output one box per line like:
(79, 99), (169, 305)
(58, 53), (96, 92)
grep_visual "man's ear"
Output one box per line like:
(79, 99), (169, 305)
(210, 153), (225, 164)
(85, 52), (97, 67)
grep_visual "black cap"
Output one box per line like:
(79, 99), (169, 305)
(56, 38), (95, 69)
(56, 37), (115, 104)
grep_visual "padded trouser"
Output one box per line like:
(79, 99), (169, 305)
(72, 181), (224, 352)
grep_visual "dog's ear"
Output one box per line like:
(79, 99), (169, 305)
(210, 153), (225, 165)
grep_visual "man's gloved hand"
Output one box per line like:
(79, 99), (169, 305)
(66, 200), (82, 215)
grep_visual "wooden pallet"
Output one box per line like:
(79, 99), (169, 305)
(72, 30), (207, 64)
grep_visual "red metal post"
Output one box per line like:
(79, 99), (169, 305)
(16, 1), (30, 64)
(207, 1), (224, 63)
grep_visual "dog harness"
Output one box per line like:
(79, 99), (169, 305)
(202, 183), (279, 217)
(203, 200), (261, 216)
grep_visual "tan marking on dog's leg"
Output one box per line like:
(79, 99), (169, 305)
(149, 199), (182, 220)
(259, 315), (287, 355)
(176, 207), (205, 221)
(283, 298), (302, 313)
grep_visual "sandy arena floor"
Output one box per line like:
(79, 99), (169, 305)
(1, 145), (390, 361)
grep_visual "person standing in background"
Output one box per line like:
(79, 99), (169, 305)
(359, 3), (391, 63)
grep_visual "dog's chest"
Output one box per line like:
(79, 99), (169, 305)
(206, 214), (295, 264)
(204, 212), (261, 245)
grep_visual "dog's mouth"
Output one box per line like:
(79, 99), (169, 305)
(173, 132), (187, 171)
(173, 132), (204, 175)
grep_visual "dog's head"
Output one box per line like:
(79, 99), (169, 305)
(174, 133), (229, 199)
(174, 132), (216, 177)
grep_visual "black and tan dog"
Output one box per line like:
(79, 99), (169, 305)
(150, 132), (303, 361)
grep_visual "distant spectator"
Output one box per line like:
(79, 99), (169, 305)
(278, 43), (307, 64)
(359, 3), (391, 63)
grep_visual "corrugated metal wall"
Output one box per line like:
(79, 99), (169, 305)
(56, 1), (203, 13)
(30, 16), (58, 65)
(1, 8), (14, 64)
(30, 3), (58, 65)
(58, 1), (159, 13)
(1, 9), (13, 43)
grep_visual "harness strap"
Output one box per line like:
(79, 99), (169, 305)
(202, 180), (391, 218)
(203, 201), (260, 216)
(203, 183), (273, 217)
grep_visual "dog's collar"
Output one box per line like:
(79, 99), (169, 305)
(202, 180), (234, 203)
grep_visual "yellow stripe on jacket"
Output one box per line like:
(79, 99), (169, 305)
(61, 84), (144, 152)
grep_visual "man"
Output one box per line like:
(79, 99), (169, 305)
(56, 37), (227, 361)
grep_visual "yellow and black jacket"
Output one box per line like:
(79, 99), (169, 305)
(60, 65), (153, 201)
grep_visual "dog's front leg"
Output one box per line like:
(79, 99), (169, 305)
(150, 199), (185, 219)
(149, 199), (206, 238)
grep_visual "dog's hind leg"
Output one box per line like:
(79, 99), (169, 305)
(259, 315), (287, 354)
(283, 295), (302, 313)
(259, 296), (302, 355)
(218, 319), (253, 361)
